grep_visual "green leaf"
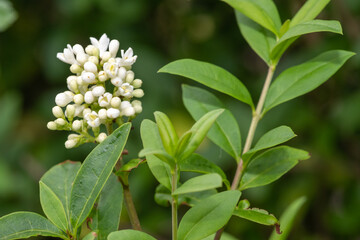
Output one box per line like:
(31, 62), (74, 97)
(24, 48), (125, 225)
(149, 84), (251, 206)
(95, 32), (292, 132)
(0, 212), (66, 240)
(159, 59), (254, 108)
(222, 0), (281, 36)
(139, 148), (175, 168)
(140, 120), (172, 190)
(39, 182), (68, 232)
(234, 208), (278, 226)
(175, 131), (193, 157)
(70, 123), (131, 230)
(177, 190), (241, 240)
(177, 109), (224, 161)
(235, 10), (276, 65)
(290, 0), (330, 27)
(264, 50), (355, 112)
(203, 232), (238, 240)
(243, 126), (296, 164)
(173, 173), (222, 195)
(91, 174), (123, 240)
(181, 190), (218, 207)
(0, 0), (18, 32)
(238, 199), (250, 209)
(108, 230), (156, 240)
(269, 197), (307, 240)
(270, 20), (343, 63)
(83, 232), (97, 240)
(40, 161), (81, 231)
(240, 146), (310, 190)
(154, 184), (189, 207)
(180, 153), (230, 188)
(182, 85), (241, 160)
(117, 158), (146, 173)
(154, 111), (179, 156)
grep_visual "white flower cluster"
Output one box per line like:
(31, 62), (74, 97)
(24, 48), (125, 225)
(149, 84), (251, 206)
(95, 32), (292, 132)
(47, 34), (143, 149)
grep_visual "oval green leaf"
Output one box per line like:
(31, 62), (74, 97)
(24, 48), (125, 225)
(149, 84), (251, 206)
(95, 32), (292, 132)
(223, 0), (281, 36)
(178, 109), (224, 161)
(240, 146), (310, 190)
(154, 111), (179, 156)
(242, 126), (296, 164)
(183, 85), (241, 160)
(108, 230), (156, 240)
(39, 181), (68, 232)
(177, 190), (241, 240)
(234, 208), (278, 226)
(0, 212), (66, 240)
(140, 119), (172, 190)
(173, 173), (222, 195)
(264, 50), (355, 112)
(70, 123), (131, 229)
(40, 161), (81, 232)
(91, 174), (123, 240)
(159, 59), (254, 108)
(290, 0), (330, 27)
(180, 153), (230, 188)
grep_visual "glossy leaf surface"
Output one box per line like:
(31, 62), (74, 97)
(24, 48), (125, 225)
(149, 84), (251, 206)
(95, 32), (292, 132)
(234, 207), (278, 226)
(173, 173), (222, 195)
(154, 111), (178, 156)
(108, 230), (156, 240)
(290, 0), (330, 27)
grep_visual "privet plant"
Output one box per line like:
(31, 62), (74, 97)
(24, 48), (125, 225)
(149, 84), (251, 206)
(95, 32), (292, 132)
(0, 0), (354, 239)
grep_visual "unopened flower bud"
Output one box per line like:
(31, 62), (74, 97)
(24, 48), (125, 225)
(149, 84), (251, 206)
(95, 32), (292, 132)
(110, 97), (121, 108)
(133, 89), (144, 98)
(68, 79), (78, 92)
(84, 61), (98, 73)
(76, 53), (88, 65)
(55, 92), (73, 107)
(70, 64), (83, 74)
(96, 133), (107, 143)
(123, 107), (135, 117)
(55, 118), (67, 126)
(52, 106), (64, 118)
(67, 76), (77, 85)
(120, 101), (131, 110)
(84, 91), (95, 104)
(134, 105), (142, 114)
(85, 45), (99, 56)
(101, 51), (111, 62)
(98, 109), (107, 120)
(68, 134), (80, 140)
(118, 67), (126, 79)
(92, 86), (105, 97)
(82, 108), (91, 117)
(73, 94), (84, 105)
(98, 71), (108, 82)
(111, 77), (122, 87)
(132, 79), (142, 88)
(65, 139), (78, 149)
(72, 120), (82, 131)
(47, 121), (57, 130)
(107, 108), (120, 118)
(65, 104), (76, 119)
(88, 56), (99, 65)
(109, 39), (120, 57)
(125, 71), (134, 83)
(81, 71), (96, 84)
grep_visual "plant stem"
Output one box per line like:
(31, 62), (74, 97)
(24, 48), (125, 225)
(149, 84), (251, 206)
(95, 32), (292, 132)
(172, 165), (179, 240)
(214, 65), (276, 240)
(123, 184), (142, 231)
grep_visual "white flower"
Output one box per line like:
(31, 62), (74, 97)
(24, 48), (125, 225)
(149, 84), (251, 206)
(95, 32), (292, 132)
(122, 106), (135, 117)
(85, 111), (101, 128)
(98, 109), (107, 120)
(83, 108), (91, 117)
(76, 53), (88, 65)
(55, 92), (73, 107)
(65, 139), (78, 149)
(57, 44), (78, 65)
(119, 83), (134, 97)
(84, 61), (98, 73)
(98, 71), (108, 82)
(81, 71), (96, 84)
(84, 91), (95, 104)
(98, 92), (112, 107)
(107, 108), (120, 118)
(96, 133), (107, 143)
(74, 104), (85, 117)
(70, 64), (83, 74)
(92, 86), (105, 97)
(109, 40), (120, 57)
(73, 94), (84, 105)
(72, 44), (85, 55)
(85, 45), (99, 56)
(90, 33), (110, 58)
(65, 105), (76, 119)
(133, 104), (142, 114)
(120, 100), (132, 110)
(111, 77), (123, 87)
(47, 121), (57, 130)
(119, 47), (137, 66)
(103, 62), (119, 78)
(55, 118), (67, 126)
(118, 67), (127, 79)
(101, 52), (111, 62)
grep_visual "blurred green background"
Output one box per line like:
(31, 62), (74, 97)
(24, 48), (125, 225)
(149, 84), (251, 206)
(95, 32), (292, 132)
(0, 0), (359, 239)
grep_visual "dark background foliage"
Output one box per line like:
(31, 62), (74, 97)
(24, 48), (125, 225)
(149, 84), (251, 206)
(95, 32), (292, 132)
(0, 0), (359, 239)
